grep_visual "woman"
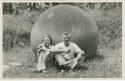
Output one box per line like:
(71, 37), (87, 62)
(34, 35), (53, 73)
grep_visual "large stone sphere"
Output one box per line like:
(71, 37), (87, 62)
(31, 5), (98, 59)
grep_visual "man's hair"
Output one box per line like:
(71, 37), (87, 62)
(62, 32), (71, 37)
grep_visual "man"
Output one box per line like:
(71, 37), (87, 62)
(42, 32), (85, 74)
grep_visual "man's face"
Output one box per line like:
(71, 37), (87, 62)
(63, 36), (71, 43)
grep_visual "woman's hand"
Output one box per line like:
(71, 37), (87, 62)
(38, 48), (45, 53)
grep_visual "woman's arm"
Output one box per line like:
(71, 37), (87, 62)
(37, 44), (43, 49)
(37, 44), (45, 53)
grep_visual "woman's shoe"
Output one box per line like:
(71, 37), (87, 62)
(42, 69), (48, 73)
(38, 69), (48, 73)
(33, 70), (39, 73)
(39, 70), (42, 73)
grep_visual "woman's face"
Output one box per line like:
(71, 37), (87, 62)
(43, 36), (51, 45)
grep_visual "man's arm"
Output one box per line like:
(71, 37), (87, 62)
(75, 51), (85, 60)
(73, 43), (85, 61)
(42, 47), (70, 53)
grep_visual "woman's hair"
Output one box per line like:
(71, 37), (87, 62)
(42, 35), (53, 45)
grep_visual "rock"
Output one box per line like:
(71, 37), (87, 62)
(31, 5), (98, 60)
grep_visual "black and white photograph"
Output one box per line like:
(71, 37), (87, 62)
(2, 2), (122, 78)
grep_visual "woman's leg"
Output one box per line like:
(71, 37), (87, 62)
(43, 52), (50, 70)
(37, 52), (50, 71)
(37, 52), (45, 71)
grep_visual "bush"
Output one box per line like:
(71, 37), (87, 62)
(3, 11), (41, 51)
(96, 7), (122, 48)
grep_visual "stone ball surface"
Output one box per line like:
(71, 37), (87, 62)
(31, 5), (98, 59)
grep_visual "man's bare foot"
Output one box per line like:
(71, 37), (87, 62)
(59, 69), (65, 75)
(69, 70), (76, 75)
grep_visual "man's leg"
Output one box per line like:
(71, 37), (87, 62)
(55, 54), (67, 66)
(68, 59), (78, 69)
(55, 54), (68, 73)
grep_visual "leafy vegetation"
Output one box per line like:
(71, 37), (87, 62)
(3, 2), (122, 51)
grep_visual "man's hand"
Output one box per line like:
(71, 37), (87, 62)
(75, 51), (85, 61)
(67, 49), (71, 53)
(73, 55), (81, 62)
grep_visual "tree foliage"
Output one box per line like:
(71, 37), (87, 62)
(3, 2), (122, 14)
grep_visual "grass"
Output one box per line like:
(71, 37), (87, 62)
(3, 46), (122, 78)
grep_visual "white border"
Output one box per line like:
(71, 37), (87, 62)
(2, 0), (124, 2)
(0, 0), (3, 80)
(0, 0), (124, 81)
